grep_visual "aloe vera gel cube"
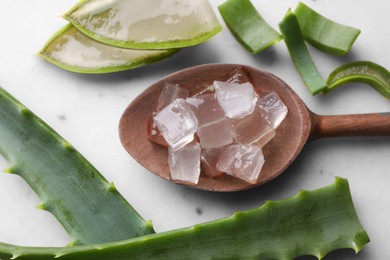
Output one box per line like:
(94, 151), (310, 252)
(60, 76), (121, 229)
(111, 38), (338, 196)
(197, 118), (233, 149)
(201, 148), (224, 178)
(256, 92), (288, 129)
(186, 93), (226, 127)
(217, 144), (265, 184)
(156, 83), (189, 111)
(154, 98), (198, 150)
(231, 108), (276, 147)
(213, 81), (258, 119)
(168, 142), (201, 184)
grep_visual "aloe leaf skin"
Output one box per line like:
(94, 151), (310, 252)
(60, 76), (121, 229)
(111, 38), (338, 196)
(325, 61), (390, 99)
(218, 0), (282, 55)
(0, 87), (155, 245)
(295, 2), (361, 56)
(39, 24), (180, 74)
(0, 178), (369, 259)
(64, 0), (222, 50)
(279, 9), (328, 95)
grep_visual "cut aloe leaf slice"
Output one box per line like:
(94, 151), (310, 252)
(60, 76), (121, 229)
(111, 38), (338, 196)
(325, 61), (390, 99)
(39, 24), (179, 74)
(64, 0), (222, 49)
(295, 2), (361, 56)
(218, 0), (282, 54)
(279, 9), (327, 95)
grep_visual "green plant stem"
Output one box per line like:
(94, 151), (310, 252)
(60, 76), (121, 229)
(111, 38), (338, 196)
(279, 9), (327, 95)
(0, 87), (154, 245)
(0, 178), (369, 260)
(294, 2), (360, 56)
(218, 0), (282, 54)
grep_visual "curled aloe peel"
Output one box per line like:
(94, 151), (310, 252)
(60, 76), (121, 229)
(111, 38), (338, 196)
(0, 177), (368, 259)
(0, 87), (154, 245)
(325, 61), (390, 99)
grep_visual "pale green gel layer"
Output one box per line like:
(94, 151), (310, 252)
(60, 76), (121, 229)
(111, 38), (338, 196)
(40, 24), (180, 74)
(0, 86), (155, 245)
(64, 0), (222, 49)
(0, 178), (369, 259)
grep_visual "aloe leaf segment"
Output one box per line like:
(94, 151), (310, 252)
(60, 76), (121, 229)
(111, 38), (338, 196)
(0, 178), (369, 259)
(325, 61), (390, 99)
(64, 0), (222, 49)
(40, 24), (179, 74)
(279, 9), (327, 95)
(295, 2), (361, 56)
(0, 87), (155, 245)
(218, 0), (282, 54)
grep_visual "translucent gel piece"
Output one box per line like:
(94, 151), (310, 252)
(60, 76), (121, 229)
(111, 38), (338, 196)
(201, 148), (224, 178)
(256, 92), (288, 129)
(156, 83), (189, 111)
(148, 116), (168, 147)
(231, 109), (276, 148)
(186, 93), (226, 127)
(154, 98), (198, 150)
(197, 119), (233, 149)
(214, 81), (258, 119)
(217, 144), (265, 184)
(168, 142), (201, 184)
(227, 67), (253, 84)
(189, 84), (214, 97)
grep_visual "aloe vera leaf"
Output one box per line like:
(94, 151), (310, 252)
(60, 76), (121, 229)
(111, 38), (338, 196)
(325, 61), (390, 99)
(39, 24), (179, 74)
(279, 9), (328, 95)
(64, 0), (222, 50)
(0, 86), (155, 245)
(295, 2), (361, 56)
(218, 0), (282, 54)
(0, 178), (369, 259)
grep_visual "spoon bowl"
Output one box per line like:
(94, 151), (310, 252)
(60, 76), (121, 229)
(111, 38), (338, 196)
(119, 64), (390, 192)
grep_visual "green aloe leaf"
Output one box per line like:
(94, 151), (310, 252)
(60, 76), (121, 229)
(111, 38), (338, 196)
(325, 61), (390, 99)
(295, 2), (361, 56)
(279, 9), (328, 95)
(0, 86), (154, 245)
(40, 24), (179, 74)
(0, 178), (369, 259)
(218, 0), (282, 54)
(64, 0), (222, 49)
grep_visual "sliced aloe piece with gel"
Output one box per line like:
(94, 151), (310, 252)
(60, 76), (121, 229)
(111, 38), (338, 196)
(64, 0), (222, 49)
(218, 0), (282, 54)
(325, 61), (390, 99)
(295, 2), (361, 56)
(40, 24), (179, 74)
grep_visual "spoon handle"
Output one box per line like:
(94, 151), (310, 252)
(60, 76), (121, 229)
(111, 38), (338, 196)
(310, 112), (390, 139)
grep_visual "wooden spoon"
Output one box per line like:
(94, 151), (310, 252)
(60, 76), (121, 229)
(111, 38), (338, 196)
(119, 64), (390, 192)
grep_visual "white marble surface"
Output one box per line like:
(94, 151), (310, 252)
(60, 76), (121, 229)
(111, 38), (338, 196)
(0, 0), (389, 259)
